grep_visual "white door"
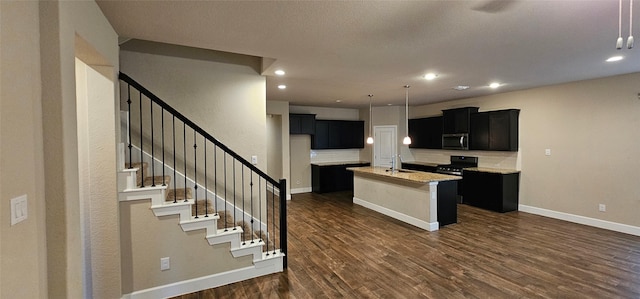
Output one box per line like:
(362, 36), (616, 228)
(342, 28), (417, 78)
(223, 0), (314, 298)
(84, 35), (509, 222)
(374, 126), (396, 167)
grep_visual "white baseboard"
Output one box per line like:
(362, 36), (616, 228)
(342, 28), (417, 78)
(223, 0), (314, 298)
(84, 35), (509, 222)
(353, 197), (438, 231)
(290, 187), (311, 194)
(519, 204), (640, 237)
(121, 255), (284, 299)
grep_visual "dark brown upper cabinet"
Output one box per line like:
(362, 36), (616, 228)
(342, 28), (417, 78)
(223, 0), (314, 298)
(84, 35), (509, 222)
(469, 109), (520, 151)
(289, 113), (316, 134)
(408, 116), (443, 149)
(312, 120), (364, 149)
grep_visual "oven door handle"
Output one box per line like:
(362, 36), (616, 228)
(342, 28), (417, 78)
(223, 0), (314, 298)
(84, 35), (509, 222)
(459, 136), (464, 147)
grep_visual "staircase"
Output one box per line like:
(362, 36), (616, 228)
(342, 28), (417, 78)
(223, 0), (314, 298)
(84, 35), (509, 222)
(117, 73), (286, 298)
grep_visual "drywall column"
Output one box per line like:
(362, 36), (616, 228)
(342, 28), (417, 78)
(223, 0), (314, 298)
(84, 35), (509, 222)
(1, 1), (48, 298)
(39, 1), (119, 298)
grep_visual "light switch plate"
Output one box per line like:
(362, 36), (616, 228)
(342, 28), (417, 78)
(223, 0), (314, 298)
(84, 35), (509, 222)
(160, 257), (170, 271)
(11, 195), (28, 226)
(251, 155), (258, 165)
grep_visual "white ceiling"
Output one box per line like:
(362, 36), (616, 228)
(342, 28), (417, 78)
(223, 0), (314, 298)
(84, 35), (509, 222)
(97, 0), (640, 108)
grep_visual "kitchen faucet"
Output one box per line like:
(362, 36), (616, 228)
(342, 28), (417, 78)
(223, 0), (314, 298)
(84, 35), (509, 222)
(391, 154), (403, 172)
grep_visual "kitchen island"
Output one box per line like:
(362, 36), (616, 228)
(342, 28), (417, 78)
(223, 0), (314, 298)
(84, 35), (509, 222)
(347, 166), (462, 231)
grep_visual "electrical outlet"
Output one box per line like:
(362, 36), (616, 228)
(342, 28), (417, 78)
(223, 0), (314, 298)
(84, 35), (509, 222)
(545, 149), (551, 156)
(598, 204), (606, 212)
(160, 257), (170, 271)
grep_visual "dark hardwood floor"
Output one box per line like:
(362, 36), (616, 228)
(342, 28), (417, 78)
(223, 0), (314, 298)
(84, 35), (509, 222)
(174, 191), (640, 298)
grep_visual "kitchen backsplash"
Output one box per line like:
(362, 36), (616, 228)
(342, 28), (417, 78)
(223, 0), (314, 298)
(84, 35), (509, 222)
(310, 149), (362, 163)
(410, 149), (520, 170)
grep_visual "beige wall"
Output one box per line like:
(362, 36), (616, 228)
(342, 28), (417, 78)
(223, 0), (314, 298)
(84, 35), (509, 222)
(120, 200), (252, 293)
(266, 100), (290, 198)
(408, 73), (640, 229)
(1, 1), (119, 298)
(120, 41), (267, 177)
(40, 1), (120, 298)
(266, 115), (283, 180)
(290, 135), (312, 191)
(75, 58), (120, 299)
(0, 2), (47, 298)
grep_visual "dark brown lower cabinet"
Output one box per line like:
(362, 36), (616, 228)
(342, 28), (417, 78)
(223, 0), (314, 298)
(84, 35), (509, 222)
(462, 170), (520, 212)
(437, 180), (458, 226)
(312, 162), (370, 193)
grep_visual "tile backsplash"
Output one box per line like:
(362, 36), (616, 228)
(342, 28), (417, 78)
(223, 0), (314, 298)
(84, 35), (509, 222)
(410, 149), (520, 170)
(310, 149), (362, 163)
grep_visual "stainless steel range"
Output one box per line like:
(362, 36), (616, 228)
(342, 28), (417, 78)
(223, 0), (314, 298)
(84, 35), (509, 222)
(436, 156), (478, 203)
(436, 156), (478, 176)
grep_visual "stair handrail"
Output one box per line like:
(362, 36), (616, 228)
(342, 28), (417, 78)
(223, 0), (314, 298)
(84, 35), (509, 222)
(119, 72), (279, 187)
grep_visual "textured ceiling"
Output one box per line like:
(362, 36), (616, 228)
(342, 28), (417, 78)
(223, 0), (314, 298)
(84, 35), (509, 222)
(97, 0), (640, 108)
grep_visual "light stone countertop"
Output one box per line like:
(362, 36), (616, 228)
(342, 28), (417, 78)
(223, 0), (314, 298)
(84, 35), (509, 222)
(311, 161), (370, 167)
(347, 166), (461, 184)
(465, 167), (520, 174)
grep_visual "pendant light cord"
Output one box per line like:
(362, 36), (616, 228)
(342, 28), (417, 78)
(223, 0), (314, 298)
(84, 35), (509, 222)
(620, 0), (624, 38)
(630, 0), (635, 49)
(368, 94), (373, 142)
(405, 85), (410, 137)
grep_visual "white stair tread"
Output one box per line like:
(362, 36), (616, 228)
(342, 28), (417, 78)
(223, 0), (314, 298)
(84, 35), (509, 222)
(121, 184), (167, 193)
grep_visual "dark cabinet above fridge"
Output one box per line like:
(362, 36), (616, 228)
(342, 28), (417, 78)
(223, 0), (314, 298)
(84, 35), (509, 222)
(289, 113), (316, 134)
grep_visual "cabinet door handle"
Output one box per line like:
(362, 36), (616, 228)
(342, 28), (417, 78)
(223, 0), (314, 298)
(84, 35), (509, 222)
(460, 136), (464, 147)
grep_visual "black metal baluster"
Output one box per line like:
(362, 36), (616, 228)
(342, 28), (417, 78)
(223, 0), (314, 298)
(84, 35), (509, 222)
(224, 152), (228, 232)
(279, 179), (287, 268)
(161, 108), (166, 186)
(214, 145), (218, 216)
(272, 183), (277, 255)
(139, 92), (144, 187)
(264, 179), (269, 256)
(127, 84), (133, 169)
(233, 161), (237, 231)
(150, 98), (155, 186)
(204, 140), (208, 218)
(250, 171), (254, 244)
(173, 115), (177, 203)
(183, 122), (187, 203)
(194, 130), (198, 218)
(241, 166), (245, 244)
(258, 180), (269, 256)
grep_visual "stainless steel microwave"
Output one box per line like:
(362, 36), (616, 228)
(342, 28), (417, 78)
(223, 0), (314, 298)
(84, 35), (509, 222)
(442, 133), (469, 150)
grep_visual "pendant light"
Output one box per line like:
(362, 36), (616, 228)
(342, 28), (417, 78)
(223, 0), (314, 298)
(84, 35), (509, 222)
(402, 85), (412, 145)
(616, 0), (635, 49)
(618, 0), (624, 49)
(366, 94), (374, 144)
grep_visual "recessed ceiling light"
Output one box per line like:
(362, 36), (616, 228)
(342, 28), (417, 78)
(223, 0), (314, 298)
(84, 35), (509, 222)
(424, 73), (438, 80)
(606, 56), (624, 62)
(335, 99), (342, 103)
(489, 82), (501, 89)
(453, 85), (470, 91)
(278, 85), (287, 89)
(387, 103), (392, 106)
(275, 69), (286, 75)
